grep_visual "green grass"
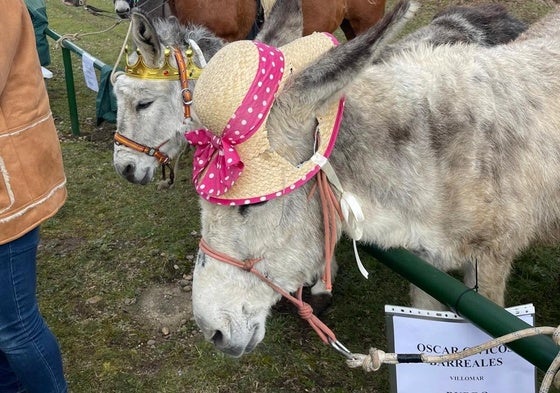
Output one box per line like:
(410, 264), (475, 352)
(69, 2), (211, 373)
(39, 0), (560, 392)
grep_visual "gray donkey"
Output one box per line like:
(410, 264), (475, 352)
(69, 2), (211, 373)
(112, 0), (528, 356)
(189, 1), (560, 358)
(384, 3), (526, 55)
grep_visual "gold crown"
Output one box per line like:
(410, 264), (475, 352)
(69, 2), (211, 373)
(125, 46), (203, 80)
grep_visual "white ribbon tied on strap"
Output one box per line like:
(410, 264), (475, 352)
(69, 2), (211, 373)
(340, 192), (364, 241)
(187, 39), (208, 68)
(312, 155), (369, 279)
(341, 193), (369, 280)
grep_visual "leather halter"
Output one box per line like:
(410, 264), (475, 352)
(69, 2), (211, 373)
(174, 47), (193, 120)
(114, 47), (193, 185)
(114, 132), (170, 164)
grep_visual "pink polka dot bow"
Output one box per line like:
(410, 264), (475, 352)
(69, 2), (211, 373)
(185, 41), (285, 198)
(185, 129), (243, 196)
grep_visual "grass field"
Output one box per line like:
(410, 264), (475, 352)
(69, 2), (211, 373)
(39, 0), (560, 391)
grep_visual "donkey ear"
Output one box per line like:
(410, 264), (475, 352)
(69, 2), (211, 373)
(130, 10), (163, 68)
(255, 0), (303, 47)
(274, 1), (419, 115)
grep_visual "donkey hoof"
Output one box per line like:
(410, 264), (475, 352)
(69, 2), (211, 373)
(308, 293), (333, 316)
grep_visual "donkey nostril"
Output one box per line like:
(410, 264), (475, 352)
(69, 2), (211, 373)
(211, 330), (224, 346)
(123, 164), (135, 177)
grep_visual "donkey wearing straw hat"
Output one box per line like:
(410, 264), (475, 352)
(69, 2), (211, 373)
(188, 1), (560, 357)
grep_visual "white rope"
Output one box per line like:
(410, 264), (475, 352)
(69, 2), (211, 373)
(346, 325), (560, 393)
(54, 19), (125, 50)
(187, 39), (207, 68)
(110, 20), (133, 85)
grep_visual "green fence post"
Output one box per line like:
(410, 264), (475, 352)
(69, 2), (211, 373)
(60, 45), (80, 136)
(46, 27), (111, 136)
(45, 28), (81, 136)
(364, 245), (559, 372)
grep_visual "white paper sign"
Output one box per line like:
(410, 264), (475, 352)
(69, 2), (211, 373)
(386, 304), (535, 393)
(82, 52), (99, 92)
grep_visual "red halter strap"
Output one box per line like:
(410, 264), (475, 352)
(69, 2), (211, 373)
(199, 237), (338, 345)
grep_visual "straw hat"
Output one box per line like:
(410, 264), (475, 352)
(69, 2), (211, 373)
(186, 32), (344, 205)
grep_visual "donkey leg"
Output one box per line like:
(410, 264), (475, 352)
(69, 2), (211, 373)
(409, 285), (448, 311)
(463, 253), (513, 307)
(408, 250), (452, 310)
(308, 256), (339, 315)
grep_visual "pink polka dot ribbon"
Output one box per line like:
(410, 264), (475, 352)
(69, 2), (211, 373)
(185, 41), (285, 198)
(185, 130), (242, 196)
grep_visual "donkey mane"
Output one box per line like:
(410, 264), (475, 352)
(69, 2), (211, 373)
(144, 15), (226, 62)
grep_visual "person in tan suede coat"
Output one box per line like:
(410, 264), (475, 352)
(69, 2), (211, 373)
(0, 0), (68, 391)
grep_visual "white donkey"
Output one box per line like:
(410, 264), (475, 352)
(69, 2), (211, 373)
(188, 1), (560, 358)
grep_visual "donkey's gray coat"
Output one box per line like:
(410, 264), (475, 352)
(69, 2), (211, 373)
(384, 3), (526, 55)
(191, 1), (560, 357)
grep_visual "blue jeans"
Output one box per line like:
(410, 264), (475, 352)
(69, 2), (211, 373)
(0, 227), (67, 393)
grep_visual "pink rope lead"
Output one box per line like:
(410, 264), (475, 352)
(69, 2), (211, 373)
(316, 170), (343, 291)
(198, 238), (338, 345)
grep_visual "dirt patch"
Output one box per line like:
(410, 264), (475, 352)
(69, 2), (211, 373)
(134, 284), (192, 332)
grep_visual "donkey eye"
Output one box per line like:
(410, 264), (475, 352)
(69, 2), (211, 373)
(136, 101), (153, 111)
(238, 201), (268, 217)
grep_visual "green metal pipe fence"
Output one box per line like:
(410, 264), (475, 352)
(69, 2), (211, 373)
(364, 245), (559, 373)
(46, 27), (110, 136)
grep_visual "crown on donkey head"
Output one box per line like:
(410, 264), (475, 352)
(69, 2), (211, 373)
(125, 46), (203, 80)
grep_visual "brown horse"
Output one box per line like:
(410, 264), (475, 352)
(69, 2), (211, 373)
(300, 0), (386, 40)
(167, 0), (386, 41)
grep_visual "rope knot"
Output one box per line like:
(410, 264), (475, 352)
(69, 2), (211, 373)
(346, 348), (385, 372)
(297, 303), (314, 321)
(553, 325), (560, 346)
(242, 257), (261, 271)
(367, 347), (385, 372)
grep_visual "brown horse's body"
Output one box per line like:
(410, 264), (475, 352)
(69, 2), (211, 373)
(301, 0), (386, 40)
(168, 0), (258, 42)
(167, 0), (386, 41)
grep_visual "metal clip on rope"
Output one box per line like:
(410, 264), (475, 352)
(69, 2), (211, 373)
(328, 338), (355, 360)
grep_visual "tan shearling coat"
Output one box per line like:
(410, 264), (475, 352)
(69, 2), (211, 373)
(0, 0), (67, 244)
